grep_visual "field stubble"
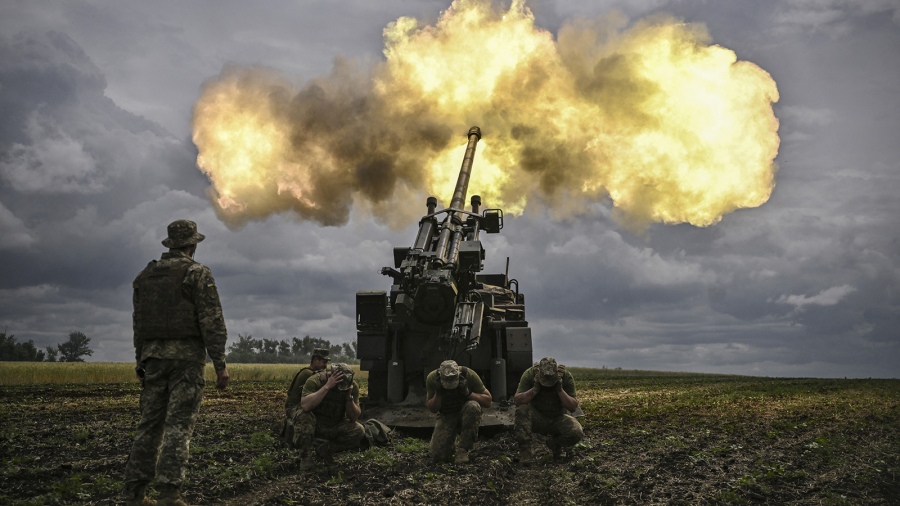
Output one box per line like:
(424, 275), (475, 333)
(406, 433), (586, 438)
(0, 364), (897, 505)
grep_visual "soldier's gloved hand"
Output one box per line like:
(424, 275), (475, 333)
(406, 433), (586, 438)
(557, 364), (566, 380)
(457, 381), (471, 398)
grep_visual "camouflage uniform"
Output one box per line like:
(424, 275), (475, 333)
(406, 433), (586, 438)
(294, 366), (365, 454)
(514, 358), (583, 456)
(426, 362), (488, 462)
(283, 348), (330, 447)
(124, 220), (228, 503)
(285, 348), (331, 418)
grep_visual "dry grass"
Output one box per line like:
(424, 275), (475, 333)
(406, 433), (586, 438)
(0, 362), (365, 385)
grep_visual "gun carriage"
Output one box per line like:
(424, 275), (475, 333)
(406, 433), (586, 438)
(356, 127), (533, 427)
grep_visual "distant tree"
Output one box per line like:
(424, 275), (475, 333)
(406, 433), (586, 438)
(290, 337), (304, 356)
(226, 334), (260, 363)
(229, 334), (257, 354)
(225, 334), (358, 364)
(300, 336), (314, 356)
(56, 331), (93, 362)
(296, 335), (329, 356)
(0, 331), (46, 362)
(341, 342), (355, 360)
(262, 338), (279, 355)
(45, 346), (58, 362)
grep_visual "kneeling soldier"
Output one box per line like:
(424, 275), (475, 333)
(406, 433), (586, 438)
(513, 357), (583, 464)
(295, 362), (365, 466)
(282, 348), (330, 447)
(426, 360), (492, 463)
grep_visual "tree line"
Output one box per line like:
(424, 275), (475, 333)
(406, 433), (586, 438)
(0, 331), (94, 362)
(226, 334), (358, 364)
(0, 330), (357, 365)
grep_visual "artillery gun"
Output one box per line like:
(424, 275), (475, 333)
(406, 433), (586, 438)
(356, 126), (533, 428)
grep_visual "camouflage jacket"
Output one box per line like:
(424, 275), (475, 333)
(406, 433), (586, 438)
(133, 250), (228, 371)
(301, 371), (361, 427)
(425, 367), (487, 414)
(285, 366), (319, 417)
(516, 365), (577, 418)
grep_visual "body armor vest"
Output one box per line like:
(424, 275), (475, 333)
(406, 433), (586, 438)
(288, 367), (315, 396)
(134, 260), (201, 341)
(531, 366), (566, 418)
(285, 367), (315, 413)
(313, 371), (348, 426)
(439, 367), (470, 415)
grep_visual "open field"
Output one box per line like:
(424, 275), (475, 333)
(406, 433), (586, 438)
(0, 363), (897, 505)
(0, 362), (327, 385)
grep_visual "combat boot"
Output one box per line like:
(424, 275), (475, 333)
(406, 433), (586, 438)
(124, 483), (156, 506)
(315, 441), (335, 465)
(298, 455), (317, 471)
(157, 485), (188, 506)
(295, 448), (316, 471)
(454, 448), (470, 464)
(548, 438), (562, 459)
(518, 446), (533, 466)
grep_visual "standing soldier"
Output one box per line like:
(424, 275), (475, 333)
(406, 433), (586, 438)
(282, 348), (330, 447)
(425, 360), (492, 463)
(295, 362), (365, 466)
(124, 219), (230, 506)
(513, 357), (583, 464)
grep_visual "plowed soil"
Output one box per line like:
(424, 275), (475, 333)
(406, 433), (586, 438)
(1, 371), (898, 505)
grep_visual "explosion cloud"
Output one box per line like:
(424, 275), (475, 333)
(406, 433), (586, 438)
(192, 0), (779, 229)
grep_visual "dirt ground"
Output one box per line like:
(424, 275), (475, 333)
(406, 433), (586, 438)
(1, 373), (898, 505)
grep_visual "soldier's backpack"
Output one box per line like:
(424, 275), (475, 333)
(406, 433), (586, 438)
(360, 418), (393, 449)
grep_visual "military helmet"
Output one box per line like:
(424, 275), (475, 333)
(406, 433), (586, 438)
(439, 360), (461, 389)
(537, 357), (560, 387)
(162, 219), (206, 249)
(331, 363), (354, 390)
(312, 348), (330, 361)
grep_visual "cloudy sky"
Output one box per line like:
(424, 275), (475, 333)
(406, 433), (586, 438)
(1, 0), (898, 378)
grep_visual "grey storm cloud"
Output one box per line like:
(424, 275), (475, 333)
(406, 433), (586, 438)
(0, 0), (898, 378)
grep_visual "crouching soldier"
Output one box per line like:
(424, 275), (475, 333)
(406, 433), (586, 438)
(426, 360), (492, 463)
(295, 362), (364, 466)
(282, 348), (330, 447)
(513, 357), (583, 464)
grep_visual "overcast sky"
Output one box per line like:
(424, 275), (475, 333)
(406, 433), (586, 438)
(1, 0), (898, 378)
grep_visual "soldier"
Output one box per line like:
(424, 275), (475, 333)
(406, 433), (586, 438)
(425, 359), (492, 464)
(282, 348), (330, 447)
(295, 362), (365, 466)
(513, 357), (583, 464)
(124, 219), (230, 506)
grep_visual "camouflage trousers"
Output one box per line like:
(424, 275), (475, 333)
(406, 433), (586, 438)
(514, 403), (583, 450)
(123, 359), (205, 494)
(430, 400), (482, 462)
(291, 409), (365, 453)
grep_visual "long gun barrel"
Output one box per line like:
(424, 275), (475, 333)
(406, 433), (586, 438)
(435, 126), (482, 268)
(449, 126), (482, 209)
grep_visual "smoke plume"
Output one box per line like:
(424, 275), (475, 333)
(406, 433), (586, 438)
(192, 0), (779, 229)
